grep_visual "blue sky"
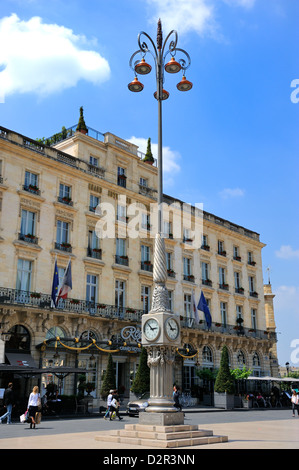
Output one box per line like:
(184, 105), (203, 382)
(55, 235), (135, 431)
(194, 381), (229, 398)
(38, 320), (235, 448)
(0, 0), (298, 368)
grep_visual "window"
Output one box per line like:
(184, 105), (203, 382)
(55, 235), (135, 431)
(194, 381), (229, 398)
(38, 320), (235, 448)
(218, 240), (226, 256)
(234, 272), (241, 289)
(202, 346), (213, 365)
(89, 194), (99, 212)
(184, 294), (192, 318)
(141, 213), (150, 230)
(117, 167), (126, 187)
(115, 280), (125, 308)
(117, 204), (127, 223)
(88, 230), (101, 258)
(220, 302), (227, 327)
(20, 209), (36, 236)
(139, 177), (147, 187)
(201, 262), (209, 281)
(183, 228), (192, 243)
(248, 251), (255, 265)
(59, 183), (71, 200)
(86, 274), (98, 303)
(141, 286), (150, 313)
(116, 239), (127, 265)
(166, 252), (172, 270)
(141, 245), (150, 261)
(56, 220), (70, 244)
(16, 259), (32, 291)
(141, 245), (152, 271)
(249, 276), (255, 293)
(237, 350), (246, 367)
(164, 221), (172, 238)
(251, 308), (257, 330)
(219, 267), (227, 288)
(233, 246), (241, 260)
(90, 156), (98, 167)
(236, 305), (243, 320)
(201, 234), (209, 250)
(183, 257), (191, 276)
(24, 171), (38, 189)
(116, 238), (126, 256)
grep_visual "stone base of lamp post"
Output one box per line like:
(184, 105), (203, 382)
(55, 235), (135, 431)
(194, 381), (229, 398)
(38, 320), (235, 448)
(139, 410), (184, 426)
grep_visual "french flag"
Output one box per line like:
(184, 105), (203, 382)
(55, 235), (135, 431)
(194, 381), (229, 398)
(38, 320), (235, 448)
(57, 259), (72, 300)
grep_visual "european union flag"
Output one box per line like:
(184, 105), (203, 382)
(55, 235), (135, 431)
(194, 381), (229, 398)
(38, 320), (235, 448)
(197, 291), (212, 328)
(51, 257), (59, 308)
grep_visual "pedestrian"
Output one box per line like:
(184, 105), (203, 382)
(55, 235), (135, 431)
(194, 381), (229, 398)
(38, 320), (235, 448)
(0, 382), (15, 424)
(291, 390), (299, 417)
(104, 390), (114, 420)
(110, 393), (123, 421)
(27, 385), (41, 428)
(173, 385), (182, 411)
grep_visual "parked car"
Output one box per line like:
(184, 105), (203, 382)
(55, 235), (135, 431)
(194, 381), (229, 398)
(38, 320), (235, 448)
(126, 392), (150, 416)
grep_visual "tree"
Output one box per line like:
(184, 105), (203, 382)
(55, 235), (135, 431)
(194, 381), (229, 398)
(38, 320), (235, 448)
(230, 366), (252, 380)
(76, 106), (88, 134)
(131, 347), (150, 396)
(214, 345), (235, 394)
(143, 138), (154, 163)
(100, 354), (116, 399)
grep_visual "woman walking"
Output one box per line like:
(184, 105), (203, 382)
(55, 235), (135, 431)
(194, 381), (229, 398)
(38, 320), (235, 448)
(27, 386), (41, 428)
(291, 390), (299, 417)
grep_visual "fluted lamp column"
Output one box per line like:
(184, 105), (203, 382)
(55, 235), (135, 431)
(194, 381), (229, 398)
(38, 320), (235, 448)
(128, 19), (192, 425)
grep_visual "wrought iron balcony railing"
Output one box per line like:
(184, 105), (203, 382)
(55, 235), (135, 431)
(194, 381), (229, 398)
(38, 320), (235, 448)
(18, 233), (38, 244)
(141, 261), (153, 272)
(115, 255), (129, 266)
(0, 287), (144, 322)
(87, 248), (102, 259)
(55, 242), (72, 253)
(180, 316), (277, 342)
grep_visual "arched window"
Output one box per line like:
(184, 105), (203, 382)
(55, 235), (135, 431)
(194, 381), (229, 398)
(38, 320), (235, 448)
(237, 350), (246, 367)
(46, 326), (67, 341)
(202, 346), (213, 367)
(6, 325), (30, 352)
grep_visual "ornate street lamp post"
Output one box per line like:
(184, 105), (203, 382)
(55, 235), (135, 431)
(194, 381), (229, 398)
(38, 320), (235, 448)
(128, 19), (192, 425)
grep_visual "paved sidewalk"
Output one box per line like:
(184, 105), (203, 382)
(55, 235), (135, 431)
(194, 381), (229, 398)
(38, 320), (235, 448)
(0, 409), (298, 450)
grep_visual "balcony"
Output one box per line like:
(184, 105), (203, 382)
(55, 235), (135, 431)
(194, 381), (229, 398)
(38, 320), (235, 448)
(218, 250), (227, 257)
(0, 287), (144, 321)
(201, 244), (210, 251)
(250, 291), (259, 298)
(202, 279), (212, 287)
(23, 184), (41, 196)
(87, 248), (102, 260)
(18, 233), (38, 244)
(141, 261), (153, 272)
(235, 287), (244, 295)
(219, 283), (229, 291)
(180, 316), (277, 342)
(183, 274), (195, 283)
(167, 269), (176, 278)
(233, 256), (242, 262)
(115, 255), (129, 266)
(55, 242), (72, 253)
(58, 196), (73, 206)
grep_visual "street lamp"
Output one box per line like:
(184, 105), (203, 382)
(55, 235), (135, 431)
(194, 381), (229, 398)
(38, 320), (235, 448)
(128, 19), (192, 424)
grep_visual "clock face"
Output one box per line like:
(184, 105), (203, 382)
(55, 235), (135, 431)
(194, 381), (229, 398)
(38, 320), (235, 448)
(165, 317), (179, 340)
(144, 318), (160, 341)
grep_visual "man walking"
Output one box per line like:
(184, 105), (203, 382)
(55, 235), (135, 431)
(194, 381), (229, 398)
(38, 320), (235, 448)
(0, 382), (15, 424)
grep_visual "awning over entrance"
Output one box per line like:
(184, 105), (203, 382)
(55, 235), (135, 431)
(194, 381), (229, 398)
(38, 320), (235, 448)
(5, 352), (38, 368)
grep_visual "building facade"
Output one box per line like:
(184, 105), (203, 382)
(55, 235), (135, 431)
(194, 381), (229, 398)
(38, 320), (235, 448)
(0, 121), (279, 405)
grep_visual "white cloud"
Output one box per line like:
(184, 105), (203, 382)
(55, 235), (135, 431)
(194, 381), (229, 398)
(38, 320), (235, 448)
(0, 14), (110, 98)
(146, 0), (216, 37)
(219, 187), (245, 199)
(127, 136), (181, 174)
(146, 0), (257, 37)
(275, 245), (299, 260)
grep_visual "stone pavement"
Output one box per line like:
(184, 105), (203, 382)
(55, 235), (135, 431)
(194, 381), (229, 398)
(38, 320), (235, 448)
(0, 408), (298, 450)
